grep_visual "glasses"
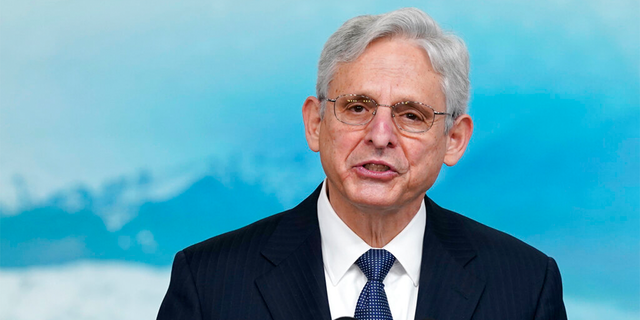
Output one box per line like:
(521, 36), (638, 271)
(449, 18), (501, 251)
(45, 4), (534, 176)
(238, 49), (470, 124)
(325, 94), (451, 133)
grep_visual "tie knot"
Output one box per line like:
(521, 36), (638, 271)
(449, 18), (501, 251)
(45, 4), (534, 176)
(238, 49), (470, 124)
(356, 249), (396, 282)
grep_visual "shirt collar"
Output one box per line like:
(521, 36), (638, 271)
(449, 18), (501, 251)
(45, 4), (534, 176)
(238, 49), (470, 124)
(317, 179), (426, 287)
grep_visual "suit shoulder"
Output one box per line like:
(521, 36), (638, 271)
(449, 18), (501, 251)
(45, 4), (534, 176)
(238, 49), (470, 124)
(465, 211), (546, 260)
(179, 208), (290, 264)
(431, 201), (549, 263)
(176, 184), (323, 269)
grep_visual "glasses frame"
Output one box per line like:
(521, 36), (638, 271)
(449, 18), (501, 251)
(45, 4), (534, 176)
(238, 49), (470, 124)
(325, 93), (451, 133)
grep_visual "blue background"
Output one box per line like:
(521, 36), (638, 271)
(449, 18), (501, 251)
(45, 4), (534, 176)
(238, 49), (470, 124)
(1, 1), (638, 319)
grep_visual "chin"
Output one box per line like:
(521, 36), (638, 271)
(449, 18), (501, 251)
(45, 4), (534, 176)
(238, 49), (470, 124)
(345, 185), (403, 210)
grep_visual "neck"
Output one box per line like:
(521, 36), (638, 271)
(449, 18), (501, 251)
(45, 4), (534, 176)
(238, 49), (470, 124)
(327, 184), (421, 248)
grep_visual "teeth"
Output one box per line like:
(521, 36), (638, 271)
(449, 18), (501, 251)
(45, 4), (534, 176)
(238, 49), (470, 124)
(364, 163), (390, 172)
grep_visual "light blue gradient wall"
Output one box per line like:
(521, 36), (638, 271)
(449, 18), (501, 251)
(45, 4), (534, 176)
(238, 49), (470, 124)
(1, 1), (638, 319)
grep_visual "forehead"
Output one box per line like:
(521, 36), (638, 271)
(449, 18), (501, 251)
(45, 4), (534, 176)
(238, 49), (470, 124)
(329, 37), (444, 108)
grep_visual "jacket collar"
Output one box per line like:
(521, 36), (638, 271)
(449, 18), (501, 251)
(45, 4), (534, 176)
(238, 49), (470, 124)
(414, 197), (486, 320)
(256, 186), (485, 320)
(256, 184), (332, 320)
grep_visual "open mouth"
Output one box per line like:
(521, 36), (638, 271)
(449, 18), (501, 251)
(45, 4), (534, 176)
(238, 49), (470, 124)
(363, 163), (391, 172)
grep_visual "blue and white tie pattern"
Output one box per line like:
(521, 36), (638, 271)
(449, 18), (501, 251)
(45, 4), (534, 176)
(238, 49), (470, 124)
(354, 249), (396, 320)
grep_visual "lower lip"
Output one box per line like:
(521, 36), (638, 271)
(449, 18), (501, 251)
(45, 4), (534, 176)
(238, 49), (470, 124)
(354, 166), (398, 180)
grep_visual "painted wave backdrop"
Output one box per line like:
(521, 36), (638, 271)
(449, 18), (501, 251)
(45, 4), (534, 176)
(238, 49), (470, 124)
(1, 0), (638, 319)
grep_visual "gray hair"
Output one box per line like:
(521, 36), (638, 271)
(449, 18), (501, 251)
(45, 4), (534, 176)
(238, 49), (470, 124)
(316, 8), (470, 131)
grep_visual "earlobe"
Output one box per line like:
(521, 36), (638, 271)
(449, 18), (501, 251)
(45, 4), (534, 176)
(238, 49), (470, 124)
(443, 115), (473, 166)
(302, 96), (322, 152)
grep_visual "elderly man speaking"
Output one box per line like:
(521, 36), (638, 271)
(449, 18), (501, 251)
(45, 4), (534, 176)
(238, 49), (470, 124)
(157, 8), (567, 320)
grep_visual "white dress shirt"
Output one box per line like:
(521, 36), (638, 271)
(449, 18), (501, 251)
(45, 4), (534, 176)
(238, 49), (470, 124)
(317, 180), (426, 320)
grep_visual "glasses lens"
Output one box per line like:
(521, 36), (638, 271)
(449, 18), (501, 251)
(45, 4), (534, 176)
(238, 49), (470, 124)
(335, 95), (376, 125)
(393, 102), (434, 132)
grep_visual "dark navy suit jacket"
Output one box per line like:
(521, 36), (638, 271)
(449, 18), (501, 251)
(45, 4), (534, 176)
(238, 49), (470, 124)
(157, 185), (567, 320)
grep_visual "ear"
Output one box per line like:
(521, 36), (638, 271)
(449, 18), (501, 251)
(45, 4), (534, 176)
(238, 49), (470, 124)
(444, 114), (473, 166)
(302, 96), (323, 152)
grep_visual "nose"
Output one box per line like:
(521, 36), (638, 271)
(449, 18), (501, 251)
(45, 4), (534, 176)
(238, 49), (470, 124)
(364, 105), (398, 149)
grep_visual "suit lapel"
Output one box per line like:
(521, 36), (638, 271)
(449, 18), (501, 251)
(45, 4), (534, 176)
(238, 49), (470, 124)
(256, 185), (332, 320)
(414, 197), (486, 320)
(255, 189), (485, 320)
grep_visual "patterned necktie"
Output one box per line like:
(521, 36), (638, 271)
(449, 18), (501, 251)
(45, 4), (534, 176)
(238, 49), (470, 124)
(354, 249), (396, 320)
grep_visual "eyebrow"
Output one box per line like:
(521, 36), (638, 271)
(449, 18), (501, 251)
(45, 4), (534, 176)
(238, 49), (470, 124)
(352, 93), (431, 107)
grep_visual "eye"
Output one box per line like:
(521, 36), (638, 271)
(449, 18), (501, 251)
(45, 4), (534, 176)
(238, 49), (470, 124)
(348, 104), (367, 113)
(343, 100), (372, 114)
(397, 109), (425, 122)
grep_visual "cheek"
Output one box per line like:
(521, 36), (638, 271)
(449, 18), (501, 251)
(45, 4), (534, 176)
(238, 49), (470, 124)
(320, 123), (348, 169)
(326, 124), (355, 157)
(408, 147), (432, 170)
(406, 138), (446, 173)
(321, 124), (366, 181)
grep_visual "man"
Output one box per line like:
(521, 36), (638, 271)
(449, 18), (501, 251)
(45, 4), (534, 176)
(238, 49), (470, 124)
(158, 8), (567, 320)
